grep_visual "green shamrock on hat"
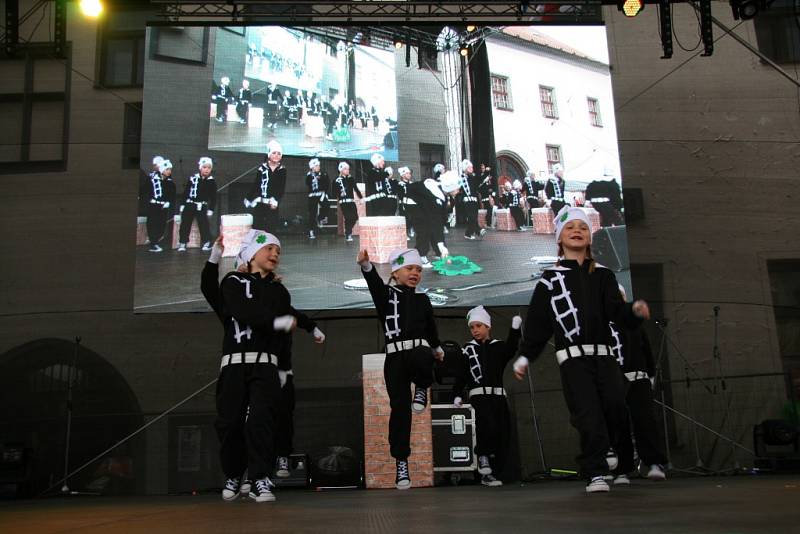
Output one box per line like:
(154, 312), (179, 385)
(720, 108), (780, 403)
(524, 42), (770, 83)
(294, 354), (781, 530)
(560, 211), (569, 222)
(396, 255), (405, 265)
(256, 234), (267, 244)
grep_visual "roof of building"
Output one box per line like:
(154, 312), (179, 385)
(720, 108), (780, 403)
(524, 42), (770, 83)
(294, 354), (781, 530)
(495, 26), (605, 65)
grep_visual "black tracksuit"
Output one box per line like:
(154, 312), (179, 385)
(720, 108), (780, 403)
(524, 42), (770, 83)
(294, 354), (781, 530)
(248, 163), (287, 232)
(545, 177), (568, 216)
(333, 174), (363, 236)
(216, 270), (289, 481)
(362, 264), (441, 460)
(478, 173), (496, 229)
(407, 180), (446, 258)
(609, 323), (668, 468)
(306, 171), (330, 234)
(519, 260), (642, 479)
(502, 189), (526, 229)
(523, 177), (543, 210)
(585, 179), (624, 227)
(459, 172), (481, 238)
(145, 173), (175, 245)
(237, 87), (252, 123)
(179, 174), (217, 245)
(453, 326), (521, 472)
(203, 262), (318, 461)
(365, 166), (390, 216)
(213, 83), (232, 120)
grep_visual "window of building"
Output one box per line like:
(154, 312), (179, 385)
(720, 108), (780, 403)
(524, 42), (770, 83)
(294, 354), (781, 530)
(539, 85), (558, 119)
(98, 10), (151, 88)
(491, 75), (512, 111)
(149, 27), (209, 65)
(122, 102), (142, 169)
(418, 44), (439, 71)
(545, 144), (562, 173)
(419, 142), (446, 179)
(754, 1), (800, 64)
(0, 48), (70, 174)
(587, 97), (603, 127)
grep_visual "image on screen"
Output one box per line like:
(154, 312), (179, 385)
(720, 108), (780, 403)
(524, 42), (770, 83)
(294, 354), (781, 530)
(135, 24), (629, 312)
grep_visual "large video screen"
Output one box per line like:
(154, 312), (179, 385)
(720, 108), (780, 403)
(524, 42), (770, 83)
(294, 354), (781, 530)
(135, 25), (629, 312)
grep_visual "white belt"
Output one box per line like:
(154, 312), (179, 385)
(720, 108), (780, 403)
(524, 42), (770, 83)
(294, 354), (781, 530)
(220, 352), (278, 370)
(386, 194), (398, 199)
(339, 198), (355, 203)
(150, 199), (166, 205)
(308, 192), (325, 197)
(625, 371), (650, 382)
(462, 196), (478, 202)
(385, 339), (429, 354)
(590, 197), (610, 203)
(468, 386), (506, 398)
(401, 198), (417, 205)
(555, 344), (612, 365)
(365, 193), (385, 201)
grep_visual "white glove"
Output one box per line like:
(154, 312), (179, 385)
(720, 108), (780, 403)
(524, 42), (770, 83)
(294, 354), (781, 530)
(209, 241), (223, 264)
(270, 199), (279, 208)
(511, 315), (523, 329)
(179, 204), (185, 213)
(438, 243), (449, 258)
(513, 356), (529, 377)
(273, 315), (295, 332)
(252, 197), (262, 205)
(385, 166), (393, 176)
(163, 202), (170, 209)
(278, 370), (289, 388)
(453, 396), (463, 408)
(433, 346), (445, 361)
(312, 327), (325, 344)
(649, 376), (656, 388)
(206, 209), (214, 217)
(244, 199), (252, 208)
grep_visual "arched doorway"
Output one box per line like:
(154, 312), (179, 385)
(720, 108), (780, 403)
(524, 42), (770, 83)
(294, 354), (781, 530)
(496, 151), (527, 190)
(0, 339), (143, 497)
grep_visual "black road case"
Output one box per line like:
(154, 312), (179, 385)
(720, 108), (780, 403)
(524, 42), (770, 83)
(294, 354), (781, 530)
(431, 404), (477, 475)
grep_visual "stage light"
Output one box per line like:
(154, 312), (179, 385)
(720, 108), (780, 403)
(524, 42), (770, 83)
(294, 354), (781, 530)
(699, 0), (713, 56)
(394, 40), (403, 49)
(79, 0), (103, 18)
(658, 0), (673, 59)
(620, 0), (644, 17)
(459, 45), (469, 57)
(730, 0), (770, 20)
(466, 25), (476, 32)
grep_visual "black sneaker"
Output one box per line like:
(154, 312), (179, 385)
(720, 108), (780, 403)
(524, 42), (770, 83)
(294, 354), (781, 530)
(221, 477), (240, 501)
(411, 387), (427, 414)
(477, 455), (492, 475)
(481, 474), (503, 487)
(249, 478), (276, 502)
(276, 456), (290, 478)
(395, 459), (411, 490)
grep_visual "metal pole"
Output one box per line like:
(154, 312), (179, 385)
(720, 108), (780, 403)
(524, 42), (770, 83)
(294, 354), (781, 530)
(60, 336), (80, 493)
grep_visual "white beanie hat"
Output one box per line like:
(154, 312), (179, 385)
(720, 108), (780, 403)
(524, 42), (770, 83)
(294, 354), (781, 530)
(158, 159), (173, 173)
(198, 156), (213, 169)
(267, 140), (283, 154)
(221, 76), (230, 85)
(389, 248), (422, 272)
(152, 156), (164, 166)
(237, 230), (281, 265)
(439, 170), (461, 193)
(370, 153), (384, 167)
(513, 179), (522, 190)
(338, 161), (350, 172)
(309, 158), (320, 169)
(467, 305), (491, 327)
(398, 166), (410, 176)
(460, 159), (473, 172)
(433, 163), (445, 175)
(554, 206), (592, 244)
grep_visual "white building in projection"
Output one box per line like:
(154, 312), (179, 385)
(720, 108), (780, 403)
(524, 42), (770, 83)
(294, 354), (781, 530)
(485, 27), (621, 187)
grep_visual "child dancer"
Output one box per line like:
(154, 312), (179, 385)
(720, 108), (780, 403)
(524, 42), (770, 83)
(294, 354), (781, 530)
(178, 157), (217, 251)
(305, 158), (330, 239)
(215, 230), (296, 503)
(453, 306), (522, 487)
(333, 161), (363, 242)
(357, 248), (444, 489)
(145, 159), (175, 252)
(513, 206), (650, 493)
(609, 286), (668, 482)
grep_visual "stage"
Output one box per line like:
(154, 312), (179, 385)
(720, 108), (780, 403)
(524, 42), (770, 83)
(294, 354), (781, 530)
(3, 476), (798, 533)
(134, 229), (632, 312)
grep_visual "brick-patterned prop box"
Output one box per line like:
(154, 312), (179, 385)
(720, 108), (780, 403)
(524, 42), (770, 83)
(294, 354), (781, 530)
(337, 199), (367, 236)
(220, 214), (253, 258)
(359, 216), (407, 263)
(136, 216), (148, 245)
(362, 353), (433, 489)
(532, 208), (555, 234)
(495, 208), (518, 231)
(171, 215), (202, 249)
(478, 209), (490, 229)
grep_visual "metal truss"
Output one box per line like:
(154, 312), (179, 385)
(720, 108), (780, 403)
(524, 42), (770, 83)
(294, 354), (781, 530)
(150, 1), (604, 24)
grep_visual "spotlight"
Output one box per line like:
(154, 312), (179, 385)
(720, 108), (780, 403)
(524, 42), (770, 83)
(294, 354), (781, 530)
(730, 0), (770, 20)
(619, 0), (644, 17)
(459, 45), (469, 57)
(394, 39), (404, 50)
(79, 0), (103, 18)
(466, 25), (476, 32)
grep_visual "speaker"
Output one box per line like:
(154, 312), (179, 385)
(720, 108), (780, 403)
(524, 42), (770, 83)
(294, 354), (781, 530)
(592, 226), (629, 272)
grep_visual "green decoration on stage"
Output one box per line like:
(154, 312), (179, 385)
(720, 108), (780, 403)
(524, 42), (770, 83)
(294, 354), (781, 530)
(432, 255), (482, 276)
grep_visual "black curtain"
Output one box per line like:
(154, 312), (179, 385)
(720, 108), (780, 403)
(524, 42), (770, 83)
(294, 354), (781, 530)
(467, 43), (497, 171)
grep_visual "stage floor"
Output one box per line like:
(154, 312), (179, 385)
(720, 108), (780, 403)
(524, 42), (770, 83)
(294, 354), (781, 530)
(134, 229), (632, 312)
(2, 475), (798, 533)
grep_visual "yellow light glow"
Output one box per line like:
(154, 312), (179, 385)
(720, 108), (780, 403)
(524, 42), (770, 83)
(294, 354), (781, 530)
(466, 25), (476, 32)
(459, 47), (469, 57)
(622, 0), (643, 17)
(80, 0), (103, 18)
(394, 41), (403, 49)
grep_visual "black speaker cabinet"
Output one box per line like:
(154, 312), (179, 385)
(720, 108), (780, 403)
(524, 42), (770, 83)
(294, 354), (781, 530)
(592, 225), (629, 272)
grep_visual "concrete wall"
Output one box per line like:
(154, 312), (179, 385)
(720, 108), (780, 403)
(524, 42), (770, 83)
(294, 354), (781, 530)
(1, 4), (798, 492)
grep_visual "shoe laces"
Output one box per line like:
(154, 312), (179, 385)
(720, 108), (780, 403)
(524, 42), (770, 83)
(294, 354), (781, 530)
(255, 478), (272, 493)
(413, 388), (426, 404)
(397, 461), (409, 479)
(278, 457), (289, 470)
(225, 477), (240, 490)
